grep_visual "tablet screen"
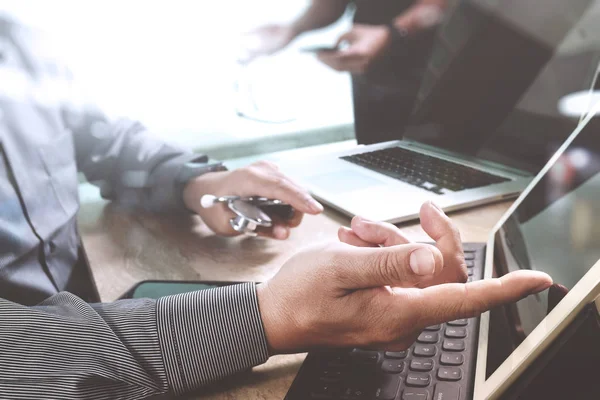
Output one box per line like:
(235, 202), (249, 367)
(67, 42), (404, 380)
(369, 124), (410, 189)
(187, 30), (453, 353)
(485, 114), (600, 379)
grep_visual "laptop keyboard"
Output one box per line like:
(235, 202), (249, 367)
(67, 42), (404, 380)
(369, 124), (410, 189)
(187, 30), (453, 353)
(340, 147), (509, 194)
(284, 244), (486, 400)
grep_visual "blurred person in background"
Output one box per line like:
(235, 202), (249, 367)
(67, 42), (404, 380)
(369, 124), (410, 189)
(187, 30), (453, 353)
(244, 0), (449, 144)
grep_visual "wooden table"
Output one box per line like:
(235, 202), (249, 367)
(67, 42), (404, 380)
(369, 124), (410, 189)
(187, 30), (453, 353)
(78, 197), (511, 399)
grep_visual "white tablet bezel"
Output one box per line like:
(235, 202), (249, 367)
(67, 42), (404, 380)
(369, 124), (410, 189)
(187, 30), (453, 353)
(473, 104), (600, 400)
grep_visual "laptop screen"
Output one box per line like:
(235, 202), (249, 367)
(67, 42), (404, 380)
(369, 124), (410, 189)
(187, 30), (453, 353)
(406, 0), (599, 173)
(484, 109), (600, 379)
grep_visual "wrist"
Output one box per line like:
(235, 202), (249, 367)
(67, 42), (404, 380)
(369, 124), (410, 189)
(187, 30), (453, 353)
(182, 171), (224, 213)
(386, 22), (409, 43)
(256, 282), (295, 355)
(179, 161), (228, 212)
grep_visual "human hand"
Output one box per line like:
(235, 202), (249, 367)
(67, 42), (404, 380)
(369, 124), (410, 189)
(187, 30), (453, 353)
(317, 24), (392, 74)
(239, 24), (297, 63)
(183, 161), (323, 239)
(338, 201), (467, 287)
(257, 217), (552, 353)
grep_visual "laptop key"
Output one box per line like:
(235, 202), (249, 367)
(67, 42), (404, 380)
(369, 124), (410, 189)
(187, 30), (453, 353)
(406, 373), (431, 387)
(445, 327), (467, 338)
(311, 383), (342, 399)
(351, 350), (379, 365)
(466, 260), (474, 268)
(327, 354), (351, 367)
(410, 359), (434, 372)
(424, 324), (441, 331)
(381, 360), (404, 374)
(375, 374), (402, 400)
(417, 332), (439, 344)
(320, 369), (346, 383)
(414, 344), (437, 357)
(464, 252), (475, 260)
(442, 339), (465, 352)
(447, 319), (468, 326)
(403, 388), (430, 400)
(437, 367), (463, 381)
(384, 351), (407, 359)
(341, 386), (369, 400)
(440, 353), (464, 366)
(433, 383), (460, 400)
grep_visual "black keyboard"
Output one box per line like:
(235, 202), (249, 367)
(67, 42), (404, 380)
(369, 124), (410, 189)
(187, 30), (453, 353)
(284, 244), (486, 400)
(340, 147), (509, 194)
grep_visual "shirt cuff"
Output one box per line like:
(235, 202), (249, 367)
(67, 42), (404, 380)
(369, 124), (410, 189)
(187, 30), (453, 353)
(148, 153), (207, 212)
(156, 283), (270, 395)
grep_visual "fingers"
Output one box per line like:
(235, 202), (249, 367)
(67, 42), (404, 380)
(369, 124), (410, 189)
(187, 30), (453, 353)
(286, 210), (304, 228)
(401, 270), (553, 328)
(257, 213), (304, 240)
(338, 226), (375, 247)
(350, 216), (411, 247)
(420, 201), (461, 249)
(240, 162), (323, 215)
(335, 243), (444, 290)
(257, 224), (290, 240)
(338, 217), (410, 249)
(317, 51), (367, 73)
(419, 201), (467, 283)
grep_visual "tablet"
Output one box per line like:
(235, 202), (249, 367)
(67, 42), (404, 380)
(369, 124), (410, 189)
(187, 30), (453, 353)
(474, 104), (600, 399)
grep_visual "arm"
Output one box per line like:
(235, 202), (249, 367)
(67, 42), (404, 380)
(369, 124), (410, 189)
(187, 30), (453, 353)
(392, 0), (448, 34)
(0, 203), (552, 398)
(317, 0), (449, 74)
(63, 103), (206, 213)
(241, 0), (349, 61)
(0, 284), (268, 399)
(61, 75), (322, 236)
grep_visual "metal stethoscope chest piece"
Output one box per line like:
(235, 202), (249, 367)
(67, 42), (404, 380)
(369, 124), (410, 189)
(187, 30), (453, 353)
(200, 195), (291, 236)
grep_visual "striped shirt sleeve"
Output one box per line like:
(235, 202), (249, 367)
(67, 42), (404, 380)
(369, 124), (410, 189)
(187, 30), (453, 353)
(0, 283), (270, 399)
(157, 283), (270, 394)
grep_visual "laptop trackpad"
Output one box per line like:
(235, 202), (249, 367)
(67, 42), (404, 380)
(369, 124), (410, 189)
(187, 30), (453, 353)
(309, 170), (385, 193)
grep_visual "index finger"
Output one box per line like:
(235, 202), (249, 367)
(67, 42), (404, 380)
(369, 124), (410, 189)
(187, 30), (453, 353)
(420, 201), (463, 254)
(403, 270), (553, 328)
(243, 169), (323, 215)
(420, 201), (466, 283)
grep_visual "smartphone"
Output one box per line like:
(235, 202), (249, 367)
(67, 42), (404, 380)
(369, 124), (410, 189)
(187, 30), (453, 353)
(300, 45), (339, 53)
(119, 280), (245, 300)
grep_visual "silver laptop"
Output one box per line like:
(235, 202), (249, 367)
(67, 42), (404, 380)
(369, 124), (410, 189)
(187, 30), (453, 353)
(281, 0), (595, 223)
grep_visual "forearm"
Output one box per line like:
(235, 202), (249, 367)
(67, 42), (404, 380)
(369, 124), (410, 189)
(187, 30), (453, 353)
(0, 284), (269, 399)
(290, 0), (349, 36)
(392, 0), (447, 34)
(0, 293), (168, 399)
(66, 105), (205, 212)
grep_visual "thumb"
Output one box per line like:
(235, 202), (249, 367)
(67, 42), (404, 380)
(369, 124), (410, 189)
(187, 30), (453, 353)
(336, 243), (444, 290)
